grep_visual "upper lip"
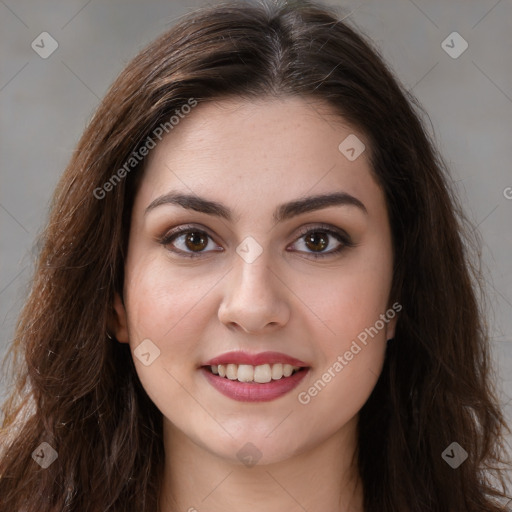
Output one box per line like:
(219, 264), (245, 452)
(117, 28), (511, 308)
(202, 351), (309, 367)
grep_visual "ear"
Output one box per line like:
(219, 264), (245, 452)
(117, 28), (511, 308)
(386, 314), (397, 341)
(109, 291), (130, 343)
(384, 301), (402, 341)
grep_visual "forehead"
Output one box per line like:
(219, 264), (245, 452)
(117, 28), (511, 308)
(146, 95), (361, 167)
(136, 96), (381, 217)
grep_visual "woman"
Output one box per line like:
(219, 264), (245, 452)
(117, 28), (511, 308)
(0, 0), (510, 510)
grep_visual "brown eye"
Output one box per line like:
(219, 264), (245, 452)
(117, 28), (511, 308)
(183, 231), (208, 252)
(290, 225), (354, 259)
(159, 226), (221, 258)
(304, 231), (329, 252)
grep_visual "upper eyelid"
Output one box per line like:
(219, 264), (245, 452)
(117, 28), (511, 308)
(162, 222), (347, 238)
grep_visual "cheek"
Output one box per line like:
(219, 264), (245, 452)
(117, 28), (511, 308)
(298, 253), (393, 354)
(124, 254), (208, 341)
(122, 254), (217, 396)
(121, 257), (213, 416)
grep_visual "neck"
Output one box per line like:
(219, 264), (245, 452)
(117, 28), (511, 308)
(158, 416), (364, 512)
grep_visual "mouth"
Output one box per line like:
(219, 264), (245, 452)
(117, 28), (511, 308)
(200, 351), (310, 402)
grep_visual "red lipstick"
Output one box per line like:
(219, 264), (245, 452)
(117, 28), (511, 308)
(201, 350), (310, 402)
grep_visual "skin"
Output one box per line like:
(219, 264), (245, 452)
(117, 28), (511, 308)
(112, 95), (397, 512)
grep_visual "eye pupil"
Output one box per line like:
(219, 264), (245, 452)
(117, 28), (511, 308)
(185, 232), (208, 251)
(305, 232), (328, 252)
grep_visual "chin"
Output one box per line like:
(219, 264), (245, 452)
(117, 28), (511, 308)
(199, 430), (304, 467)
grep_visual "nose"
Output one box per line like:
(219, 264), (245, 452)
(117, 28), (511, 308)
(217, 254), (290, 334)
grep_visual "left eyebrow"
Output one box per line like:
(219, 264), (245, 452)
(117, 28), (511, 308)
(144, 191), (368, 224)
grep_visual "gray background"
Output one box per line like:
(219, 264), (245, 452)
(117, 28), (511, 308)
(1, 0), (511, 446)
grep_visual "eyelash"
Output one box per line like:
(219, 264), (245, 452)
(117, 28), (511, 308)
(158, 223), (354, 259)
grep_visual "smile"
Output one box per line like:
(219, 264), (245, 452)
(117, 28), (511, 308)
(200, 350), (310, 402)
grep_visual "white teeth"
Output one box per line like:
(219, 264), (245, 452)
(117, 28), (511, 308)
(226, 364), (238, 380)
(211, 363), (301, 382)
(254, 364), (272, 383)
(271, 363), (283, 380)
(283, 364), (293, 377)
(237, 364), (254, 382)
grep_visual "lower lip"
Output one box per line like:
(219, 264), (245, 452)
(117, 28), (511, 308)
(201, 367), (309, 402)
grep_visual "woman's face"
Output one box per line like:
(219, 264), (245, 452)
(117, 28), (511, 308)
(113, 96), (397, 465)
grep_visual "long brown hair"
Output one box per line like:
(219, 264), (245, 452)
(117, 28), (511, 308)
(1, 1), (510, 510)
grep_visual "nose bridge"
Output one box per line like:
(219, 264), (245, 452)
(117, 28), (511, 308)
(231, 242), (277, 306)
(235, 250), (273, 299)
(218, 239), (289, 332)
